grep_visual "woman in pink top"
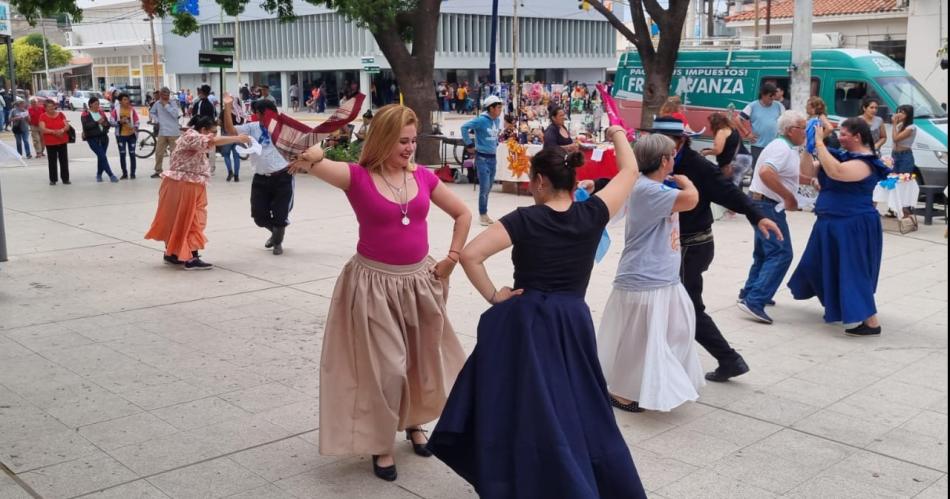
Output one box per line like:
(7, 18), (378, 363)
(290, 104), (471, 482)
(145, 116), (250, 270)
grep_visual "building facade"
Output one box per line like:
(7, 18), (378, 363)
(163, 0), (618, 109)
(65, 0), (167, 98)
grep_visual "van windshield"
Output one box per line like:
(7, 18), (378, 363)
(875, 77), (947, 119)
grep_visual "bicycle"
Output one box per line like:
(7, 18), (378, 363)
(134, 123), (158, 159)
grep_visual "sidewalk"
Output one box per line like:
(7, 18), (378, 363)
(0, 144), (947, 498)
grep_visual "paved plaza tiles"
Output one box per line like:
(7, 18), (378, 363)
(0, 152), (947, 498)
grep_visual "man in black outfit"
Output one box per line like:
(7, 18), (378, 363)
(191, 85), (218, 174)
(586, 117), (783, 382)
(648, 118), (783, 382)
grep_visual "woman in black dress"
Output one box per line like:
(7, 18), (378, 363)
(428, 125), (647, 499)
(543, 105), (579, 152)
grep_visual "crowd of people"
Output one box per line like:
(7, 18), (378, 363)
(0, 76), (914, 494)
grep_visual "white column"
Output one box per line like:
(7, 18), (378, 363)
(280, 71), (291, 111)
(359, 70), (371, 116)
(790, 0), (812, 113)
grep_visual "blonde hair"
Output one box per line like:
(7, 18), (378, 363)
(659, 96), (682, 116)
(358, 104), (419, 172)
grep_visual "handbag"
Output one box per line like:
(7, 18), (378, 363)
(67, 125), (76, 143)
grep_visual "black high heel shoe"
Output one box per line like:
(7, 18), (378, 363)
(405, 428), (433, 457)
(371, 455), (397, 481)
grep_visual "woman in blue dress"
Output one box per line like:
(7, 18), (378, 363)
(428, 125), (647, 498)
(788, 117), (890, 336)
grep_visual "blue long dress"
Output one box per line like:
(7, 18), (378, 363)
(787, 149), (890, 324)
(428, 196), (647, 499)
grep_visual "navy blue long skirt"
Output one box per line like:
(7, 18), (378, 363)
(428, 290), (647, 499)
(788, 212), (883, 324)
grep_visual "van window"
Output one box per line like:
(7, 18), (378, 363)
(760, 77), (821, 107)
(834, 81), (882, 118)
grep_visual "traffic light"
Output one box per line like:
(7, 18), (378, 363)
(579, 0), (591, 11)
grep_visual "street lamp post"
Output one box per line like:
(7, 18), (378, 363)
(41, 21), (50, 88)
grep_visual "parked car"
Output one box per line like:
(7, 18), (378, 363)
(35, 89), (60, 101)
(68, 91), (111, 112)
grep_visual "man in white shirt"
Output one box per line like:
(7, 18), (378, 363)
(738, 110), (810, 324)
(222, 94), (293, 255)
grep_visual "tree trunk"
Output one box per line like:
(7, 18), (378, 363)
(397, 69), (440, 165)
(370, 0), (441, 166)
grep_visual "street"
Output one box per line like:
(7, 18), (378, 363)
(0, 126), (947, 498)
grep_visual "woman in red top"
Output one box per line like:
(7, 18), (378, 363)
(38, 99), (72, 185)
(28, 98), (46, 158)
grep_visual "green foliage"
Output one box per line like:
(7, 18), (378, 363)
(8, 0), (83, 24)
(314, 0), (419, 37)
(18, 35), (71, 68)
(0, 38), (73, 86)
(324, 141), (362, 162)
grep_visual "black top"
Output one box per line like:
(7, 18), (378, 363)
(81, 111), (110, 140)
(674, 147), (764, 236)
(543, 124), (574, 149)
(715, 128), (742, 168)
(192, 98), (216, 120)
(500, 195), (610, 294)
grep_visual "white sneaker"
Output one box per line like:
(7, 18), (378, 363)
(479, 214), (495, 226)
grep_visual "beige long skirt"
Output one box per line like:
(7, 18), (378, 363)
(319, 254), (465, 456)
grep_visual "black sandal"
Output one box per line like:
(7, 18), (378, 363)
(405, 428), (433, 457)
(610, 396), (645, 413)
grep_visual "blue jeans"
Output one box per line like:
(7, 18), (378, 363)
(14, 131), (31, 157)
(221, 143), (241, 176)
(88, 136), (116, 179)
(116, 134), (136, 176)
(741, 199), (793, 307)
(476, 154), (496, 215)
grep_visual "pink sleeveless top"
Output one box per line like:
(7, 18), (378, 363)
(345, 163), (441, 265)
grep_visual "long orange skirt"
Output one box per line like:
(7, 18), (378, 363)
(144, 177), (208, 260)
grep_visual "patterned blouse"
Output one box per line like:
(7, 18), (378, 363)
(162, 129), (214, 185)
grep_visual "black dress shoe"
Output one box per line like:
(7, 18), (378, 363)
(845, 322), (882, 337)
(705, 357), (750, 383)
(371, 455), (397, 482)
(406, 428), (432, 457)
(610, 396), (644, 413)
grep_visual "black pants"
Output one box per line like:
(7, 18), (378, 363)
(680, 238), (742, 366)
(46, 144), (69, 183)
(251, 171), (294, 229)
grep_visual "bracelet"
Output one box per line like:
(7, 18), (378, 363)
(448, 249), (460, 255)
(446, 253), (459, 263)
(488, 290), (497, 304)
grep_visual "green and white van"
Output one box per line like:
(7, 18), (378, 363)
(613, 49), (949, 186)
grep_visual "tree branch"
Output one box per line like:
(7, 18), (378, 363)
(628, 0), (656, 61)
(586, 0), (639, 46)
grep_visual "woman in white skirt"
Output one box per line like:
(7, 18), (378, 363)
(289, 104), (470, 481)
(597, 133), (705, 412)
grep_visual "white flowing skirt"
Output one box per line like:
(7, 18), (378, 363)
(597, 283), (705, 412)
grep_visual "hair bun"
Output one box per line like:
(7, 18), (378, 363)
(564, 151), (586, 170)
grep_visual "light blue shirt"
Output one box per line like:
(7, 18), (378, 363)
(150, 101), (181, 137)
(235, 122), (288, 175)
(613, 177), (682, 292)
(742, 99), (785, 148)
(460, 113), (502, 155)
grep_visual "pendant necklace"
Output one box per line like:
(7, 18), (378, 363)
(380, 170), (410, 226)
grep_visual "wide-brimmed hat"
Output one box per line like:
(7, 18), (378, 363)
(638, 116), (688, 136)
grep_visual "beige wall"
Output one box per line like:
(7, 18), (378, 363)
(905, 0), (948, 104)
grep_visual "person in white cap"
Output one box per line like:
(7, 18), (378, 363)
(460, 95), (504, 225)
